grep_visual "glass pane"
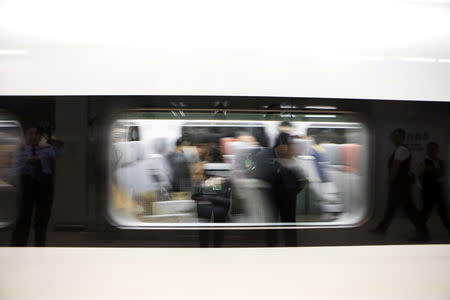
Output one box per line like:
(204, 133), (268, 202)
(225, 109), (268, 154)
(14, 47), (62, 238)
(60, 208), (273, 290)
(108, 111), (368, 227)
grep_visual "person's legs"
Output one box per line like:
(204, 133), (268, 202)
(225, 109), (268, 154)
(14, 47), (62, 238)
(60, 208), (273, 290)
(373, 192), (397, 233)
(279, 193), (297, 246)
(436, 196), (450, 232)
(263, 197), (280, 246)
(10, 178), (35, 246)
(197, 202), (213, 247)
(212, 204), (229, 223)
(403, 196), (429, 239)
(34, 178), (54, 247)
(421, 191), (435, 223)
(280, 192), (297, 223)
(212, 204), (229, 247)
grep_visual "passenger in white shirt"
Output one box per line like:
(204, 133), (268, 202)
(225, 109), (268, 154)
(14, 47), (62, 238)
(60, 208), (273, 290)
(371, 128), (429, 241)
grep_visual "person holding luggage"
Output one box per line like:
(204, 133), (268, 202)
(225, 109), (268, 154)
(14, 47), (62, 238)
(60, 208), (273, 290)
(254, 132), (307, 246)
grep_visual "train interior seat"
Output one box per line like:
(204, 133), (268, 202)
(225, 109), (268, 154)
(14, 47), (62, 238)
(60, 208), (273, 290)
(340, 144), (361, 174)
(113, 141), (196, 223)
(321, 143), (363, 214)
(295, 156), (342, 215)
(291, 139), (343, 215)
(231, 178), (274, 223)
(321, 143), (341, 170)
(220, 138), (238, 155)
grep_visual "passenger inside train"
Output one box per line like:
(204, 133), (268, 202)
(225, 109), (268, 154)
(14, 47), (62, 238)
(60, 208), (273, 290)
(109, 114), (367, 227)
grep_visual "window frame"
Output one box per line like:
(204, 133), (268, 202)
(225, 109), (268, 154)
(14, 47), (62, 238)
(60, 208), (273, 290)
(104, 108), (372, 230)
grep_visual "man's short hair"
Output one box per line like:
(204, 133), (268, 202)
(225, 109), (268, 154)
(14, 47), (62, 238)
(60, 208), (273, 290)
(279, 121), (293, 128)
(274, 132), (292, 148)
(175, 137), (184, 147)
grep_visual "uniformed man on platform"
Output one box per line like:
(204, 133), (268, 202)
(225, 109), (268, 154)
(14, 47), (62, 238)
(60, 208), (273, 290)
(10, 125), (64, 246)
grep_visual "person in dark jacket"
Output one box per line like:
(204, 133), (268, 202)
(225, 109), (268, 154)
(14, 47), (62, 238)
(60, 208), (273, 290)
(254, 132), (307, 246)
(191, 162), (231, 247)
(418, 142), (450, 233)
(165, 137), (192, 192)
(190, 134), (231, 246)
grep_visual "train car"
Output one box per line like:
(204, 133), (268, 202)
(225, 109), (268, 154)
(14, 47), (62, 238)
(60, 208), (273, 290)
(0, 0), (449, 299)
(0, 96), (448, 245)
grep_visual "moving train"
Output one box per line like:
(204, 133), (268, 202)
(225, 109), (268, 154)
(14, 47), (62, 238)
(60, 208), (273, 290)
(1, 1), (449, 299)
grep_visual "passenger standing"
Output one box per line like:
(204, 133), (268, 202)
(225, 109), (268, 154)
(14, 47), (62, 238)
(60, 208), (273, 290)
(191, 137), (231, 247)
(10, 126), (64, 246)
(310, 134), (331, 182)
(254, 132), (306, 246)
(165, 137), (192, 192)
(418, 142), (450, 233)
(278, 121), (294, 135)
(371, 128), (429, 241)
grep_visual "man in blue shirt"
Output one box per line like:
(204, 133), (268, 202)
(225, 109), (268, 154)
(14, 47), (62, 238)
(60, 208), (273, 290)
(10, 126), (64, 246)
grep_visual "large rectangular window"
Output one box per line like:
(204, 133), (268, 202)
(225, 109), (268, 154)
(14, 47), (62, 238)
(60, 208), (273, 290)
(108, 110), (369, 228)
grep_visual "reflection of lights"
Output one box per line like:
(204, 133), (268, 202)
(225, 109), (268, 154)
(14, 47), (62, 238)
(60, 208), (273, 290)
(0, 49), (28, 55)
(304, 106), (337, 110)
(171, 111), (178, 117)
(281, 113), (296, 118)
(400, 57), (436, 63)
(438, 58), (450, 63)
(179, 111), (185, 117)
(280, 105), (298, 109)
(305, 115), (336, 118)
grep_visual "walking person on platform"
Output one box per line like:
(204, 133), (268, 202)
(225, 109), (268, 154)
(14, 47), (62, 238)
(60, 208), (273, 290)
(371, 128), (429, 241)
(418, 142), (450, 235)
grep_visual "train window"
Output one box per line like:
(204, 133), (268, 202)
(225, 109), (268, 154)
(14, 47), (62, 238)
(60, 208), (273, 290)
(0, 119), (22, 227)
(108, 110), (369, 228)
